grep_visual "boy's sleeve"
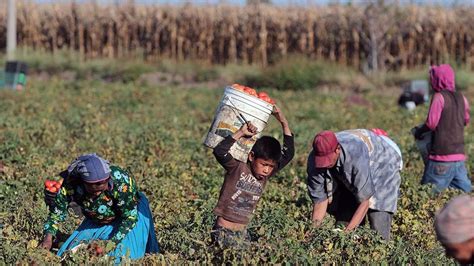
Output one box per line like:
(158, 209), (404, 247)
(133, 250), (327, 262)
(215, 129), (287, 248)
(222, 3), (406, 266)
(278, 134), (295, 170)
(111, 172), (139, 244)
(213, 136), (239, 170)
(43, 185), (72, 236)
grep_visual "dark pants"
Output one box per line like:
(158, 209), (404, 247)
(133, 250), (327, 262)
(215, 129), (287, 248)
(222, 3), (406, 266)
(327, 185), (393, 240)
(367, 210), (392, 240)
(210, 222), (250, 250)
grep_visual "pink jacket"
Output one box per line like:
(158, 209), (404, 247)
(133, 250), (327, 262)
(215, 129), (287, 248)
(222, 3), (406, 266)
(426, 64), (470, 161)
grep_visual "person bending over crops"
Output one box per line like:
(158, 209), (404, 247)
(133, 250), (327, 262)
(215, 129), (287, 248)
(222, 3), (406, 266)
(40, 153), (159, 262)
(211, 106), (294, 249)
(307, 129), (402, 240)
(434, 195), (474, 264)
(414, 64), (471, 193)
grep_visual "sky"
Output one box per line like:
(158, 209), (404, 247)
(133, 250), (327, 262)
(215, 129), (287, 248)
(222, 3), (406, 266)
(32, 0), (474, 6)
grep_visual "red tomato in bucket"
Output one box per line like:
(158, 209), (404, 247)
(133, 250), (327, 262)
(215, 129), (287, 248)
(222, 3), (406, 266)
(244, 87), (257, 97)
(258, 92), (269, 98)
(262, 97), (275, 105)
(232, 84), (245, 92)
(260, 95), (271, 103)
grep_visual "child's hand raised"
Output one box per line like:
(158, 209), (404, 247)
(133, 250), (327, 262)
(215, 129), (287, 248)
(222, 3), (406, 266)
(273, 105), (292, 136)
(232, 122), (258, 140)
(241, 122), (258, 137)
(272, 105), (288, 126)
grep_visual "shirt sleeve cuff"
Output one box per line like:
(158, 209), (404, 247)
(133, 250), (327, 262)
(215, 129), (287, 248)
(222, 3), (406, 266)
(225, 135), (237, 143)
(283, 134), (294, 143)
(43, 227), (57, 236)
(311, 196), (329, 204)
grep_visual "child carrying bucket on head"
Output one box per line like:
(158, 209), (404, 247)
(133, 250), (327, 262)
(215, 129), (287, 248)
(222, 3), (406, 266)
(211, 106), (294, 249)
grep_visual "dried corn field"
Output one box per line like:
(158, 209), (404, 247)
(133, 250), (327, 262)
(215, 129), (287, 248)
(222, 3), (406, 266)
(2, 2), (474, 70)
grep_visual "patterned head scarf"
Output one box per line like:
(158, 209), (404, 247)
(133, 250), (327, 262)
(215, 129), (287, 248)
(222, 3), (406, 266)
(60, 153), (111, 183)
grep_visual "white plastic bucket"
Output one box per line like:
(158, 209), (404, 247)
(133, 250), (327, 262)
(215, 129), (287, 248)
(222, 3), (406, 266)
(204, 86), (274, 162)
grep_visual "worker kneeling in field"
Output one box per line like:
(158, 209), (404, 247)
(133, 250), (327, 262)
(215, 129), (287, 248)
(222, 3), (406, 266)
(40, 153), (159, 262)
(211, 106), (294, 249)
(434, 195), (474, 264)
(414, 64), (471, 193)
(307, 129), (402, 240)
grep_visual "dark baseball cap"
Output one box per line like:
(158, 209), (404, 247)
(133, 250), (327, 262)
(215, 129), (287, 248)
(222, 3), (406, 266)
(313, 130), (339, 168)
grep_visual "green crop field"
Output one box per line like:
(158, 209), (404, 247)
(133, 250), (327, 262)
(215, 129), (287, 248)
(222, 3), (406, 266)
(0, 54), (472, 264)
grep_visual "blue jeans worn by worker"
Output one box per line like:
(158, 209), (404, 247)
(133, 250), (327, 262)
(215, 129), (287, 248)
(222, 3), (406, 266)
(421, 160), (472, 193)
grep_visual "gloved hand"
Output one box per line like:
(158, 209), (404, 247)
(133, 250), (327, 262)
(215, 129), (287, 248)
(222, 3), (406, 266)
(413, 124), (430, 140)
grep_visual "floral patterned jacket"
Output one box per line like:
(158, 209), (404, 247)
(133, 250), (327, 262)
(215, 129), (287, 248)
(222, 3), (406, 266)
(43, 166), (139, 244)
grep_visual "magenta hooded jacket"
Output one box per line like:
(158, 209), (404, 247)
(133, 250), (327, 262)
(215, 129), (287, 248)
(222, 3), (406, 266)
(426, 64), (470, 161)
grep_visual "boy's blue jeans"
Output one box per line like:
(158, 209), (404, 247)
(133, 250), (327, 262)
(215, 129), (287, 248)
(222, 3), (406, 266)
(421, 160), (472, 193)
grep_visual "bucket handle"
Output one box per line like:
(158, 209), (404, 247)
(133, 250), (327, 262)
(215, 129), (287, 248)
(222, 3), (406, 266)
(224, 96), (249, 124)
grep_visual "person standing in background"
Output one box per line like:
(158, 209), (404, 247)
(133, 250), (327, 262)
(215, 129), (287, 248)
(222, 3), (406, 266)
(415, 64), (471, 193)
